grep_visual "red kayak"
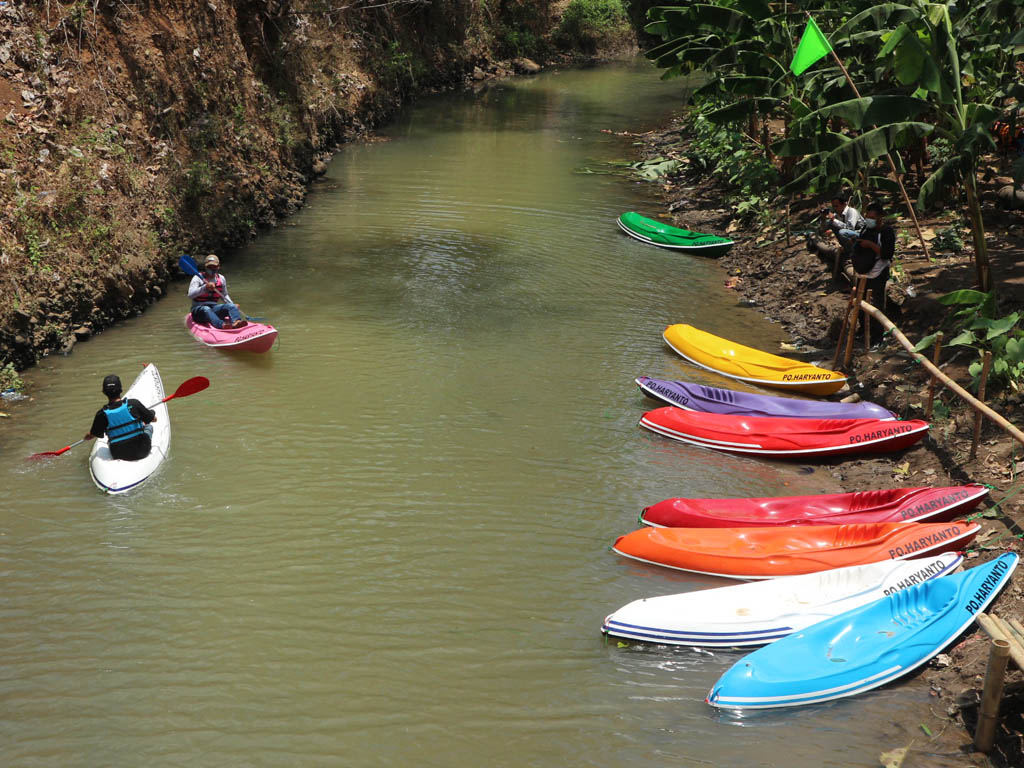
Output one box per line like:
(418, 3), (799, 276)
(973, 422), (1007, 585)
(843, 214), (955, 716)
(641, 485), (989, 528)
(639, 407), (929, 458)
(612, 521), (980, 579)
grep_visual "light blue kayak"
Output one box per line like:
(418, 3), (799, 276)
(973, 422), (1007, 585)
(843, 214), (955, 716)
(707, 553), (1018, 709)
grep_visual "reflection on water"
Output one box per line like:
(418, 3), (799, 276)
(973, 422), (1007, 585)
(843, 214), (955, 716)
(0, 60), (932, 767)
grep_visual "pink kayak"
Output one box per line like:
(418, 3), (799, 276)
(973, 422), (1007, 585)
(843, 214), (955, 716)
(641, 484), (990, 528)
(184, 314), (278, 352)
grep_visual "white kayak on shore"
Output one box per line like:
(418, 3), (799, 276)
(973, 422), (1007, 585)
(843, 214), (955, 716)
(602, 552), (962, 647)
(89, 364), (171, 494)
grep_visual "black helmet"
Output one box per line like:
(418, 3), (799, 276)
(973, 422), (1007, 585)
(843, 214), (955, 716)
(102, 374), (122, 397)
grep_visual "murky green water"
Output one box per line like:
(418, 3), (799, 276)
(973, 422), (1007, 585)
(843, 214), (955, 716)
(1, 61), (934, 766)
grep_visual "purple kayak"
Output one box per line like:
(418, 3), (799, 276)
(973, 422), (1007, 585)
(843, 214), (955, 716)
(636, 376), (895, 420)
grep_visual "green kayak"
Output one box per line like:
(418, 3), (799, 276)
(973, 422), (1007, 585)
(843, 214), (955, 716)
(617, 211), (734, 257)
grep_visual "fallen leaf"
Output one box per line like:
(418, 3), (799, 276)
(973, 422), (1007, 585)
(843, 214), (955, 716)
(880, 747), (907, 768)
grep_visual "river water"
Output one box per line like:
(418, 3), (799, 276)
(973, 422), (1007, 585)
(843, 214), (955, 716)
(1, 61), (936, 766)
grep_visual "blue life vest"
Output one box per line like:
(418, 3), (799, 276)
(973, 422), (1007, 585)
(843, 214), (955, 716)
(105, 401), (145, 444)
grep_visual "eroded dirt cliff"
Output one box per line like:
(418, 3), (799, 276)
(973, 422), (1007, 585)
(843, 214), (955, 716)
(0, 0), (581, 373)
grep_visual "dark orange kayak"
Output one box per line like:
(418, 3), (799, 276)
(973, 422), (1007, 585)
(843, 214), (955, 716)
(612, 521), (979, 579)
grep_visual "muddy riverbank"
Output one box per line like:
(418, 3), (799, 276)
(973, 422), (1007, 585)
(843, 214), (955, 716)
(636, 115), (1024, 766)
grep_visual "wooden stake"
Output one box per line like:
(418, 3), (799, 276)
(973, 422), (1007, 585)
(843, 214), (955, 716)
(864, 292), (872, 351)
(971, 351), (993, 460)
(843, 277), (867, 369)
(976, 614), (1024, 669)
(975, 637), (1010, 753)
(833, 281), (858, 368)
(925, 332), (944, 420)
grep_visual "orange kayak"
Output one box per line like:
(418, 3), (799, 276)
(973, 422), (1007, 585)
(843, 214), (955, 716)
(611, 521), (979, 579)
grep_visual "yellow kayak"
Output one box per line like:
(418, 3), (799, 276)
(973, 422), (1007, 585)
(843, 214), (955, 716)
(663, 324), (848, 396)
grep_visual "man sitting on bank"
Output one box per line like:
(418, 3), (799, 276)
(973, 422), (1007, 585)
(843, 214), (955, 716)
(187, 253), (247, 329)
(83, 374), (157, 461)
(823, 192), (864, 258)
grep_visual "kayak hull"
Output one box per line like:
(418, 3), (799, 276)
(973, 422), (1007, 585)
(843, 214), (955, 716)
(611, 521), (979, 579)
(635, 376), (894, 420)
(184, 314), (278, 352)
(639, 407), (929, 458)
(707, 553), (1018, 708)
(641, 485), (989, 528)
(663, 324), (847, 396)
(602, 553), (963, 646)
(88, 364), (170, 494)
(617, 212), (733, 256)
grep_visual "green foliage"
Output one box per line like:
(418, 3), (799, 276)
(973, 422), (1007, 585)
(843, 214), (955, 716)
(688, 110), (777, 219)
(914, 290), (1024, 391)
(557, 0), (629, 51)
(183, 160), (214, 207)
(0, 362), (25, 393)
(932, 223), (965, 253)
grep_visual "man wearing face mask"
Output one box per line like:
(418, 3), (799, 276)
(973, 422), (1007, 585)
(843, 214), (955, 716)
(851, 202), (895, 336)
(187, 254), (247, 329)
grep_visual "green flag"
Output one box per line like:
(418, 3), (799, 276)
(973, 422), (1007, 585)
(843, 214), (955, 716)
(790, 16), (832, 76)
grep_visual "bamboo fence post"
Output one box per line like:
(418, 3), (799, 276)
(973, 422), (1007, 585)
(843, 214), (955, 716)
(925, 332), (944, 420)
(971, 351), (994, 460)
(864, 293), (871, 351)
(858, 302), (1024, 450)
(843, 277), (867, 369)
(832, 281), (860, 368)
(974, 638), (1010, 753)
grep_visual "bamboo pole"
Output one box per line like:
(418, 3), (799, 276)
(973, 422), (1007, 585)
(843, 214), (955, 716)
(1007, 618), (1024, 648)
(864, 293), (871, 351)
(859, 302), (1024, 449)
(971, 351), (994, 460)
(832, 281), (860, 368)
(925, 332), (943, 420)
(843, 277), (867, 369)
(974, 637), (1010, 753)
(976, 613), (1024, 670)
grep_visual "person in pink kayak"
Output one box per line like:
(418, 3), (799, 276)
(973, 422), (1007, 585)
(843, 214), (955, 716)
(83, 374), (157, 461)
(187, 253), (247, 329)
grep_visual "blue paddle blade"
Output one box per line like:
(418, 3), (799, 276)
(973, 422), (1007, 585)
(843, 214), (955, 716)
(178, 254), (201, 278)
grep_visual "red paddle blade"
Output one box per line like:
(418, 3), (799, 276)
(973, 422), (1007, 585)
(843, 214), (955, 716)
(27, 445), (71, 460)
(161, 376), (210, 404)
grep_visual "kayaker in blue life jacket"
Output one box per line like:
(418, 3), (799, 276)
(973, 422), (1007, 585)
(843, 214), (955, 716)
(187, 253), (247, 329)
(83, 374), (157, 461)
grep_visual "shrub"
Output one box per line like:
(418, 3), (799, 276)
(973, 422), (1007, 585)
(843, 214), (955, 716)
(556, 0), (629, 52)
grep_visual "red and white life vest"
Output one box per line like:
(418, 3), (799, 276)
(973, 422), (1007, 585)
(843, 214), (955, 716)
(193, 273), (226, 304)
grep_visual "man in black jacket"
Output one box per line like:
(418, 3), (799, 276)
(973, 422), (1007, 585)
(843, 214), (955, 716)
(851, 201), (895, 338)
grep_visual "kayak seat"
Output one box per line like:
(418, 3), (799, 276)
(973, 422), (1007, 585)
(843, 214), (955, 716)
(848, 488), (905, 512)
(887, 578), (957, 627)
(697, 385), (737, 404)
